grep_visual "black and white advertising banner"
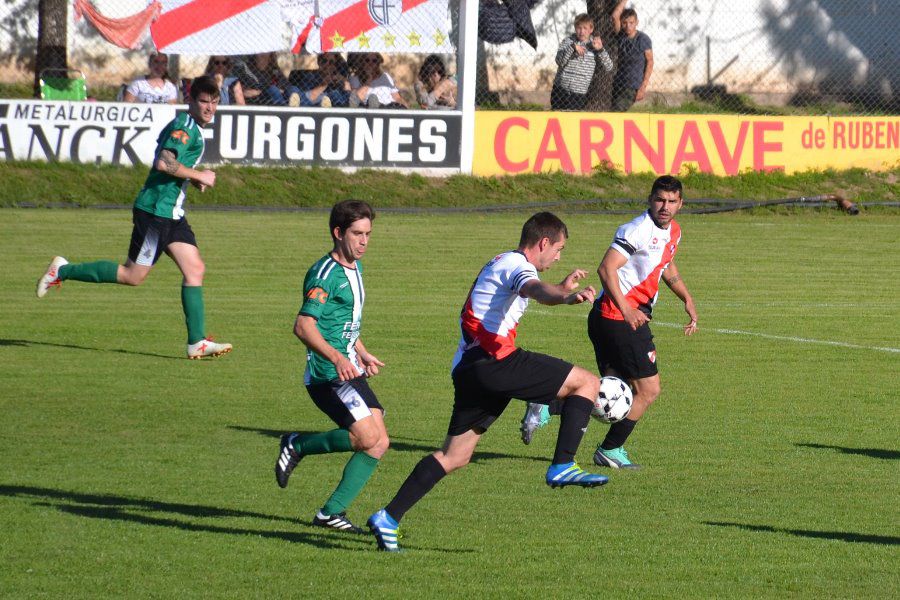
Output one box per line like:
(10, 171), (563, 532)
(0, 100), (462, 170)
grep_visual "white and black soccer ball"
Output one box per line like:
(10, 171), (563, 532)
(592, 376), (633, 423)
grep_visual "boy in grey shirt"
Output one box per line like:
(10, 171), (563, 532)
(551, 13), (614, 111)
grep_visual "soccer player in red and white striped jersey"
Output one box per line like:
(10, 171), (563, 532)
(367, 213), (608, 552)
(589, 175), (698, 468)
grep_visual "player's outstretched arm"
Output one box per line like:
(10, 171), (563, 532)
(354, 339), (385, 377)
(294, 314), (359, 381)
(520, 279), (596, 306)
(662, 261), (698, 336)
(156, 149), (216, 191)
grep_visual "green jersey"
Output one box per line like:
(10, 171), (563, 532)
(299, 254), (366, 385)
(133, 112), (205, 220)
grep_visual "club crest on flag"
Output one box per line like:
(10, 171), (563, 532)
(368, 0), (401, 26)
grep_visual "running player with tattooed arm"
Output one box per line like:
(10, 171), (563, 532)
(367, 212), (607, 552)
(274, 200), (388, 534)
(521, 176), (698, 469)
(35, 75), (231, 359)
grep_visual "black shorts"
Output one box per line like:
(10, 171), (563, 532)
(306, 376), (383, 430)
(447, 348), (573, 436)
(128, 208), (198, 266)
(587, 308), (658, 380)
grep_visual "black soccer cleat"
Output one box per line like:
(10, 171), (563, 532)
(312, 511), (365, 534)
(275, 433), (302, 488)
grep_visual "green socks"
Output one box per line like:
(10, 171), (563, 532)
(58, 261), (119, 284)
(288, 429), (378, 514)
(321, 451), (380, 516)
(291, 428), (352, 455)
(181, 285), (206, 345)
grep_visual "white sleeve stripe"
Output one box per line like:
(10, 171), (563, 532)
(316, 257), (335, 280)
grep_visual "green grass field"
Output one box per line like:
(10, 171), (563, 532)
(1, 208), (898, 597)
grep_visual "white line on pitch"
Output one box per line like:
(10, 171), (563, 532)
(653, 322), (900, 354)
(529, 310), (900, 354)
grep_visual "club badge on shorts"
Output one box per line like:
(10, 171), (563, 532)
(647, 350), (656, 363)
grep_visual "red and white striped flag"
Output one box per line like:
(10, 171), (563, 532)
(149, 0), (451, 55)
(293, 0), (452, 54)
(150, 0), (287, 55)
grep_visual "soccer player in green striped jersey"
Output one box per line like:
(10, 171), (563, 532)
(36, 76), (232, 359)
(275, 200), (389, 533)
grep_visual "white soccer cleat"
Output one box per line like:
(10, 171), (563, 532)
(36, 256), (68, 298)
(520, 402), (550, 445)
(187, 338), (233, 360)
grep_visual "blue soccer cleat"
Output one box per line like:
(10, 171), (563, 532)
(367, 509), (401, 552)
(546, 461), (609, 488)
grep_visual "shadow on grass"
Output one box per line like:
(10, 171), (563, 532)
(0, 338), (181, 360)
(0, 484), (359, 550)
(703, 521), (899, 546)
(796, 443), (899, 461)
(1, 484), (473, 553)
(227, 425), (547, 464)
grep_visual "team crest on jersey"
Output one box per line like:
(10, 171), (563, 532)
(170, 130), (189, 144)
(648, 350), (657, 363)
(306, 287), (328, 303)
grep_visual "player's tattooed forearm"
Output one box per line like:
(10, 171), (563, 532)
(159, 149), (180, 175)
(666, 275), (680, 286)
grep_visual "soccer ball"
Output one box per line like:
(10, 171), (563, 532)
(592, 376), (633, 423)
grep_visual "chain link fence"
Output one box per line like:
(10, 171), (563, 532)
(0, 0), (897, 114)
(478, 0), (899, 114)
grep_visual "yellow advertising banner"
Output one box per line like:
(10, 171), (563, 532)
(473, 112), (900, 176)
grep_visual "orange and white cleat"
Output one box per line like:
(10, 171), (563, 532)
(36, 256), (68, 298)
(187, 338), (233, 360)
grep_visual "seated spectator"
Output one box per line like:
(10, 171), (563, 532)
(123, 52), (178, 104)
(204, 55), (245, 105)
(347, 52), (407, 109)
(238, 52), (301, 107)
(298, 53), (351, 108)
(415, 54), (457, 109)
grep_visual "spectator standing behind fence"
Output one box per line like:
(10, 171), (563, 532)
(611, 7), (653, 112)
(204, 56), (245, 105)
(415, 55), (457, 109)
(238, 52), (301, 107)
(299, 53), (352, 108)
(348, 53), (408, 109)
(551, 13), (613, 111)
(124, 52), (178, 104)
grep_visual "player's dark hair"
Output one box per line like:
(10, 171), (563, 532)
(189, 75), (220, 100)
(574, 13), (593, 27)
(621, 8), (638, 20)
(519, 212), (568, 247)
(649, 175), (683, 200)
(330, 199), (375, 240)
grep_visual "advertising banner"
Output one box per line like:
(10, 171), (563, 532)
(473, 112), (900, 176)
(0, 100), (461, 170)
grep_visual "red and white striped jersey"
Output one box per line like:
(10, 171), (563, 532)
(598, 211), (682, 320)
(452, 251), (538, 369)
